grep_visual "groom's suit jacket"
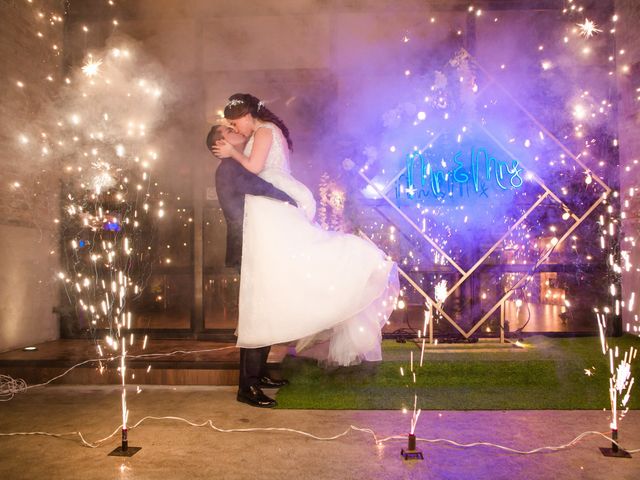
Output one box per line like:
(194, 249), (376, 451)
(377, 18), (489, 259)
(215, 158), (295, 268)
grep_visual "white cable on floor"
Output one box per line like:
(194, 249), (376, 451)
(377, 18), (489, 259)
(2, 350), (639, 455)
(0, 346), (236, 400)
(0, 374), (27, 401)
(0, 415), (638, 455)
(414, 430), (640, 454)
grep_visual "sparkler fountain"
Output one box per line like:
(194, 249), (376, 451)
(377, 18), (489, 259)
(43, 38), (170, 456)
(597, 313), (636, 457)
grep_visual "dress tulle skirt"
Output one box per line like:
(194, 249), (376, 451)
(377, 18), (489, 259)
(236, 195), (399, 366)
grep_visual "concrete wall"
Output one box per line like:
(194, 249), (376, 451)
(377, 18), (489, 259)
(0, 225), (60, 350)
(0, 0), (64, 351)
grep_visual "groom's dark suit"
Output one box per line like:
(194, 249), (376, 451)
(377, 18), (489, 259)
(215, 157), (295, 392)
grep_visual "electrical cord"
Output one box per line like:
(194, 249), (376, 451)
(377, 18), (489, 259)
(0, 346), (236, 401)
(2, 350), (639, 455)
(0, 416), (638, 455)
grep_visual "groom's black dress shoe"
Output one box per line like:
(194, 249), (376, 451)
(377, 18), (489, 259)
(258, 376), (290, 388)
(237, 385), (277, 408)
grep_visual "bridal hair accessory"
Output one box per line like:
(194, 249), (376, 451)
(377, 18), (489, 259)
(226, 99), (244, 108)
(257, 100), (265, 111)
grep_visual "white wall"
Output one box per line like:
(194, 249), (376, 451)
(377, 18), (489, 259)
(0, 0), (64, 352)
(0, 225), (60, 351)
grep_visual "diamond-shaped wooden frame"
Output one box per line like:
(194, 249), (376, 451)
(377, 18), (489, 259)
(359, 50), (612, 341)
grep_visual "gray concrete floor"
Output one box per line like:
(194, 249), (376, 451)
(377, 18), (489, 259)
(1, 386), (639, 479)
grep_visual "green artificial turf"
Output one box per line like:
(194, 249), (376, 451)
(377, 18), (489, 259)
(274, 335), (640, 410)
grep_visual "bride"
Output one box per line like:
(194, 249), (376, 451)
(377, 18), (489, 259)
(213, 93), (399, 366)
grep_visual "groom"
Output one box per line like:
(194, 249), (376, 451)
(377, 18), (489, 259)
(207, 124), (293, 408)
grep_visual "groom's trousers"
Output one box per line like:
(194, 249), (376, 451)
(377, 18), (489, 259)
(239, 346), (271, 391)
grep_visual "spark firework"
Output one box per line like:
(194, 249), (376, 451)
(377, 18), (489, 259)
(577, 18), (603, 38)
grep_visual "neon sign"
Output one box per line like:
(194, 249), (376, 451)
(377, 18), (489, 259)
(396, 147), (524, 200)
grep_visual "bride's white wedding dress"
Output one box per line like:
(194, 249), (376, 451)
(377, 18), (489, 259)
(236, 122), (399, 366)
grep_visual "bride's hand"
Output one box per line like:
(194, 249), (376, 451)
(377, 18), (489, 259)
(212, 139), (235, 158)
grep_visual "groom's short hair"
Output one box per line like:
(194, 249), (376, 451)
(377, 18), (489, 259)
(206, 125), (224, 153)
